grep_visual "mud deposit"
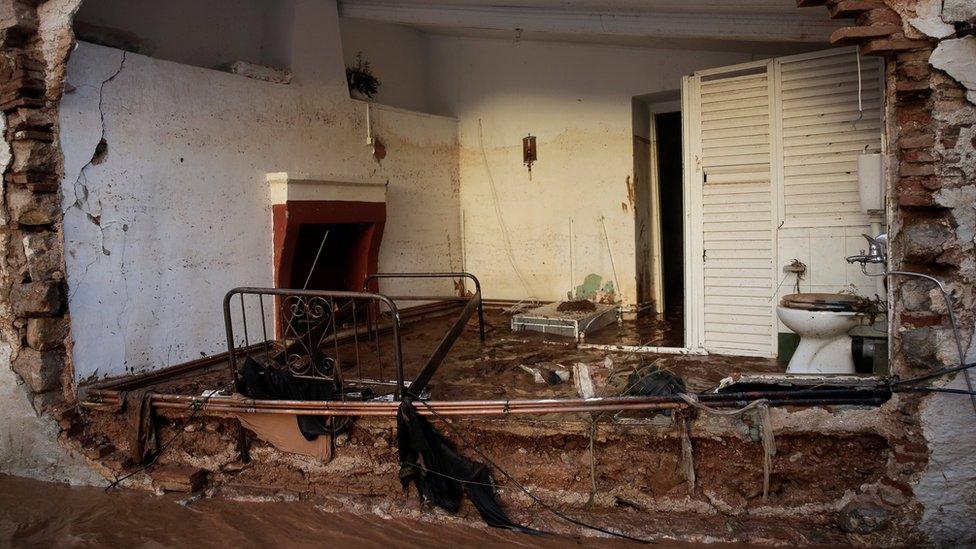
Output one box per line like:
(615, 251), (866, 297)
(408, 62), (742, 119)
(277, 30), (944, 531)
(0, 473), (748, 548)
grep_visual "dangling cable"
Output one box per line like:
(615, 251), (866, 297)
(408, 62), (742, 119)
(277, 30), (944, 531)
(852, 49), (864, 130)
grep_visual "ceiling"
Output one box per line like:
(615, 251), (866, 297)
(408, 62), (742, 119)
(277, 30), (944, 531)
(340, 0), (817, 16)
(338, 0), (840, 48)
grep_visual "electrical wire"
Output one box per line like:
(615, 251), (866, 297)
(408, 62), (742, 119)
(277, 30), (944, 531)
(892, 362), (976, 388)
(105, 379), (236, 492)
(896, 386), (976, 396)
(408, 396), (655, 544)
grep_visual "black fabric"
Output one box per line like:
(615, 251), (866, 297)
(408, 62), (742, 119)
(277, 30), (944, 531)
(241, 355), (339, 441)
(625, 367), (686, 397)
(396, 399), (538, 534)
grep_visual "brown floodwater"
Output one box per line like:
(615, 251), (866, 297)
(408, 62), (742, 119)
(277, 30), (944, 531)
(0, 474), (659, 548)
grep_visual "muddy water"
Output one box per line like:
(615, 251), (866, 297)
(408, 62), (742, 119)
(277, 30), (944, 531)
(0, 474), (652, 548)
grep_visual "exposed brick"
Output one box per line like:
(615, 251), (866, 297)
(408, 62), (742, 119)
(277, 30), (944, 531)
(901, 313), (942, 327)
(896, 105), (933, 128)
(857, 7), (901, 26)
(26, 317), (68, 351)
(7, 186), (59, 225)
(901, 149), (936, 163)
(896, 178), (936, 206)
(12, 129), (53, 142)
(3, 171), (59, 192)
(11, 281), (62, 317)
(896, 50), (932, 63)
(897, 133), (935, 149)
(10, 139), (56, 172)
(940, 126), (961, 149)
(6, 107), (53, 131)
(0, 1), (39, 34)
(901, 221), (953, 262)
(899, 162), (936, 177)
(11, 348), (62, 393)
(899, 327), (939, 369)
(23, 232), (62, 281)
(896, 62), (930, 81)
(936, 247), (965, 267)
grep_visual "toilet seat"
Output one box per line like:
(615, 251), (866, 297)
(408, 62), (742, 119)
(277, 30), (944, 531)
(780, 293), (860, 313)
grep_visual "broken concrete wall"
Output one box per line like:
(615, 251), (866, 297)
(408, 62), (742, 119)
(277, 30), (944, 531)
(869, 0), (976, 544)
(0, 0), (105, 484)
(425, 36), (804, 305)
(58, 39), (460, 381)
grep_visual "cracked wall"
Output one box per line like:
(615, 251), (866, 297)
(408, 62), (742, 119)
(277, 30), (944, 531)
(1, 0), (460, 476)
(57, 40), (460, 381)
(0, 0), (102, 483)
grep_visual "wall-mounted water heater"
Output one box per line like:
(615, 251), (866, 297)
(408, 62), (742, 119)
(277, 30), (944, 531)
(857, 153), (883, 215)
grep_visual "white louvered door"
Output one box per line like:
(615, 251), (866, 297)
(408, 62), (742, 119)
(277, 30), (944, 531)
(684, 48), (882, 358)
(778, 50), (883, 225)
(690, 67), (777, 357)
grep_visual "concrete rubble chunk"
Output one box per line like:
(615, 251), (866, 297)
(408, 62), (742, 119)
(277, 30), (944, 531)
(942, 0), (976, 23)
(10, 139), (56, 173)
(901, 221), (953, 262)
(900, 327), (939, 368)
(26, 317), (68, 351)
(838, 500), (890, 534)
(150, 464), (207, 492)
(8, 186), (59, 226)
(11, 281), (62, 317)
(929, 36), (976, 105)
(214, 61), (292, 84)
(23, 232), (63, 281)
(11, 347), (62, 393)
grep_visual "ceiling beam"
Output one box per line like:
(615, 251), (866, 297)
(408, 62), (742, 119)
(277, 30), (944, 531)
(338, 1), (842, 43)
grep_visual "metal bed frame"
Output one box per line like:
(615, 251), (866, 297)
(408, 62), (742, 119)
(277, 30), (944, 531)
(222, 272), (484, 401)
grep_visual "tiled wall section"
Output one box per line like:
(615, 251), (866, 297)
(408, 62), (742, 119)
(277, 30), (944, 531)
(776, 224), (886, 333)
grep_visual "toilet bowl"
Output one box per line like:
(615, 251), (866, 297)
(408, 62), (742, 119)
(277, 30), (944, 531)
(777, 293), (864, 374)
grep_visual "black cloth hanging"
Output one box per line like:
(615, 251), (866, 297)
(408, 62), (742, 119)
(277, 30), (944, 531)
(241, 355), (339, 441)
(396, 398), (539, 534)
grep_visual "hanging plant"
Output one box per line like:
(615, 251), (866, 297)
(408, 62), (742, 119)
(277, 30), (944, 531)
(346, 52), (380, 99)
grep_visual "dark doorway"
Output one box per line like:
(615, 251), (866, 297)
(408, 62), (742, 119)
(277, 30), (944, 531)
(655, 111), (684, 312)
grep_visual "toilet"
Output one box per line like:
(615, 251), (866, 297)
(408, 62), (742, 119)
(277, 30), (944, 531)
(777, 293), (864, 374)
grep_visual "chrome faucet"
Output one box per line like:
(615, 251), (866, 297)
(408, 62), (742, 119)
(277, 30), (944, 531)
(846, 233), (887, 265)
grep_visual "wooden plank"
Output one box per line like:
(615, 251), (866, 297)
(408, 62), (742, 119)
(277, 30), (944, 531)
(828, 0), (886, 19)
(829, 23), (899, 45)
(860, 38), (932, 56)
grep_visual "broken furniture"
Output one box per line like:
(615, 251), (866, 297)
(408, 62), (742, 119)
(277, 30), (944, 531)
(511, 302), (617, 341)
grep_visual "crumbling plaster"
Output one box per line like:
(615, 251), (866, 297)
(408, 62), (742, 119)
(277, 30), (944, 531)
(0, 0), (104, 485)
(870, 0), (976, 544)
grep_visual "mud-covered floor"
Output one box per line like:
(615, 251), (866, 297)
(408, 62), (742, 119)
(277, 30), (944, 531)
(72, 307), (915, 545)
(133, 307), (781, 402)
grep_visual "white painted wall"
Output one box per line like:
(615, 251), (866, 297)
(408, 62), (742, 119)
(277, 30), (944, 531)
(60, 33), (459, 380)
(776, 225), (884, 331)
(425, 35), (768, 304)
(339, 19), (436, 114)
(74, 0), (290, 69)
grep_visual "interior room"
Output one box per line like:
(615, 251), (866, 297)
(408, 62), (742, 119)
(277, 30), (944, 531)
(6, 0), (976, 544)
(62, 0), (890, 390)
